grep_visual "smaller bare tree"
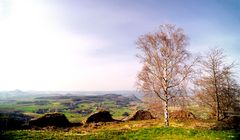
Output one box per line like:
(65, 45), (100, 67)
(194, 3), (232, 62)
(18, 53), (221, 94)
(195, 48), (238, 120)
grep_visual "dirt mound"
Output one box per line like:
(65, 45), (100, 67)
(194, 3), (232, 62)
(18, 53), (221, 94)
(211, 116), (240, 130)
(0, 112), (32, 130)
(129, 110), (155, 121)
(170, 110), (196, 119)
(29, 113), (71, 127)
(86, 110), (116, 123)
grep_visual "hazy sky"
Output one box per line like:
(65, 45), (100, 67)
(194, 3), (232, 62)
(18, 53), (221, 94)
(0, 0), (239, 91)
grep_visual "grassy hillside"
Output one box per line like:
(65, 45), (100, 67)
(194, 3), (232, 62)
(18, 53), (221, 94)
(1, 119), (239, 140)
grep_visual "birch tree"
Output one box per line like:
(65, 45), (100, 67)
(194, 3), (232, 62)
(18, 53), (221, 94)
(136, 24), (196, 127)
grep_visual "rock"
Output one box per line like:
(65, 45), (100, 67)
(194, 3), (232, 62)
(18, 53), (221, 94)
(86, 110), (116, 123)
(128, 110), (155, 121)
(29, 113), (71, 127)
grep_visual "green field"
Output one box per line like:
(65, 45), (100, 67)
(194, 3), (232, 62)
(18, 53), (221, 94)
(0, 94), (139, 123)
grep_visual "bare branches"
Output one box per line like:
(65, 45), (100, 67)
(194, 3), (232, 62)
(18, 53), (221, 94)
(195, 48), (239, 120)
(136, 24), (196, 127)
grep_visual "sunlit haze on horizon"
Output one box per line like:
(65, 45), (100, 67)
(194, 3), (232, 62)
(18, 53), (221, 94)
(0, 0), (239, 91)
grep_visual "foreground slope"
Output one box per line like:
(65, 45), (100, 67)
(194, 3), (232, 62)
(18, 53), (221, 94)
(1, 119), (239, 140)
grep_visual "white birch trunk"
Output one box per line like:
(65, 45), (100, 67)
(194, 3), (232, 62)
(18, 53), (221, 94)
(164, 99), (169, 127)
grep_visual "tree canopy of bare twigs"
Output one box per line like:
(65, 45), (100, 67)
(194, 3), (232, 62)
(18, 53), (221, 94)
(136, 24), (197, 127)
(195, 48), (239, 121)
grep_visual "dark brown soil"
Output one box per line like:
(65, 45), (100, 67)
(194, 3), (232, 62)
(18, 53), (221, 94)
(128, 110), (155, 121)
(86, 110), (116, 123)
(29, 113), (72, 127)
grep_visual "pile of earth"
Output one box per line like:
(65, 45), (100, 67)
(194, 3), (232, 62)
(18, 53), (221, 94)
(86, 110), (117, 123)
(29, 113), (82, 127)
(211, 116), (240, 130)
(128, 110), (155, 121)
(0, 112), (33, 130)
(170, 110), (196, 119)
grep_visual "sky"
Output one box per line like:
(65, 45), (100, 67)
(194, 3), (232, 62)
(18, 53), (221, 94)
(0, 0), (239, 91)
